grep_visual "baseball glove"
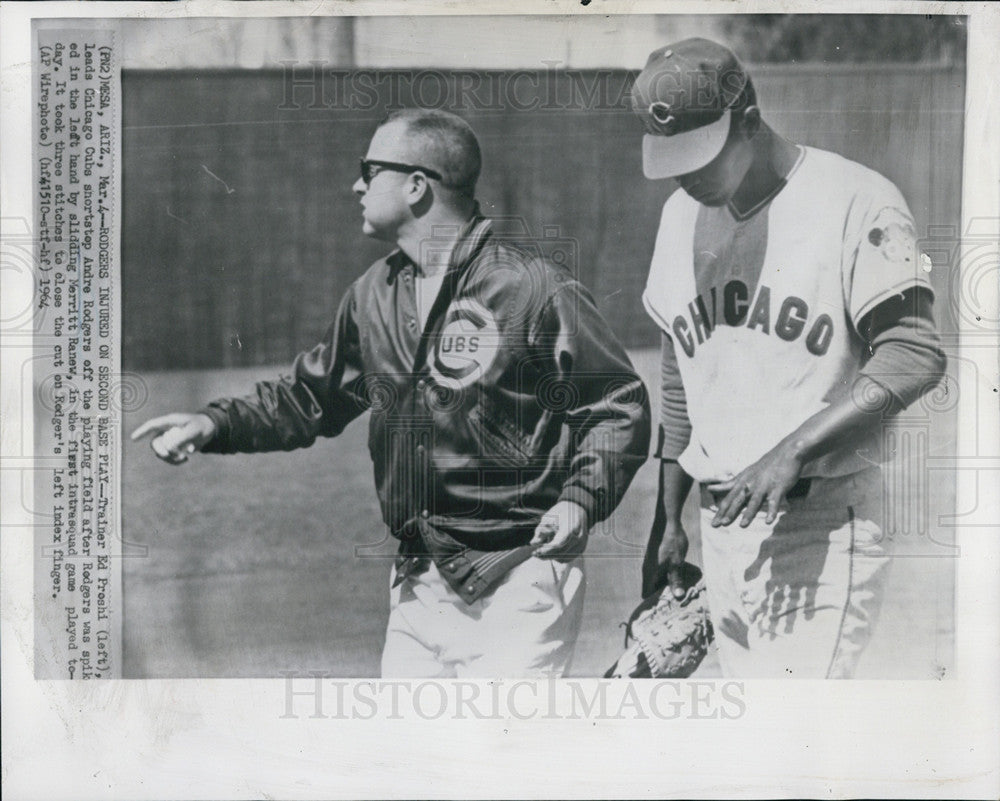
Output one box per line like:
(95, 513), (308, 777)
(604, 563), (713, 679)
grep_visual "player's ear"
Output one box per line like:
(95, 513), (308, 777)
(405, 172), (432, 208)
(740, 106), (761, 138)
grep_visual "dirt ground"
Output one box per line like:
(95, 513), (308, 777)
(122, 349), (955, 679)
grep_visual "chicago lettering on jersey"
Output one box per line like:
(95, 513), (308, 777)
(671, 279), (834, 358)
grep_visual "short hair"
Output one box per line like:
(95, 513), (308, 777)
(380, 109), (482, 198)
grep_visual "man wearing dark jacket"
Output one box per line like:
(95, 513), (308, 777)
(132, 109), (650, 678)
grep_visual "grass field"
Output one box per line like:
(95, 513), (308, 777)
(122, 349), (956, 679)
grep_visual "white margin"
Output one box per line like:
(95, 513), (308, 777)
(2, 2), (999, 799)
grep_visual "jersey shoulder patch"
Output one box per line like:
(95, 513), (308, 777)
(864, 208), (918, 267)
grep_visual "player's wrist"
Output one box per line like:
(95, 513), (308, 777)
(191, 413), (217, 444)
(777, 434), (811, 465)
(195, 413), (216, 431)
(194, 409), (225, 446)
(661, 517), (685, 537)
(566, 499), (591, 531)
(555, 489), (595, 530)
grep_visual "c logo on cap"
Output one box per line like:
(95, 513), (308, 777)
(648, 101), (678, 134)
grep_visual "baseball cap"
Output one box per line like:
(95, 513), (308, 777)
(631, 38), (751, 180)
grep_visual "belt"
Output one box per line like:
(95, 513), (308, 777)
(392, 518), (535, 604)
(699, 477), (812, 508)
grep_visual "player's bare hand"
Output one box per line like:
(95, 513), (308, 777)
(707, 442), (804, 528)
(531, 500), (589, 561)
(642, 523), (688, 599)
(130, 413), (217, 465)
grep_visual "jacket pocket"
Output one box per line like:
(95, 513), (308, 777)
(468, 399), (533, 468)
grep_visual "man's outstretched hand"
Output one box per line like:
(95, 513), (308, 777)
(131, 413), (217, 465)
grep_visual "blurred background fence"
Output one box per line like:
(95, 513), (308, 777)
(122, 63), (964, 370)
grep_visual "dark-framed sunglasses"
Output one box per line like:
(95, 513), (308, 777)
(359, 159), (443, 186)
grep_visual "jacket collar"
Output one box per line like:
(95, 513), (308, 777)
(448, 210), (493, 273)
(387, 208), (493, 283)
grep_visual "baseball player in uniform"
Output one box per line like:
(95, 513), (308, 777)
(132, 108), (650, 678)
(631, 39), (946, 678)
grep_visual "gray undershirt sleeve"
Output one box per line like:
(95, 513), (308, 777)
(858, 287), (947, 408)
(655, 331), (692, 460)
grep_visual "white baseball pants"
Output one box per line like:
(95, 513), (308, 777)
(381, 556), (585, 678)
(700, 467), (891, 679)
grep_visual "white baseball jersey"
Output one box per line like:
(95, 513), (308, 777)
(643, 146), (933, 482)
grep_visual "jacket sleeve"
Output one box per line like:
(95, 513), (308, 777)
(533, 280), (652, 524)
(199, 284), (370, 454)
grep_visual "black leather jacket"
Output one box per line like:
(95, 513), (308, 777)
(201, 217), (650, 552)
